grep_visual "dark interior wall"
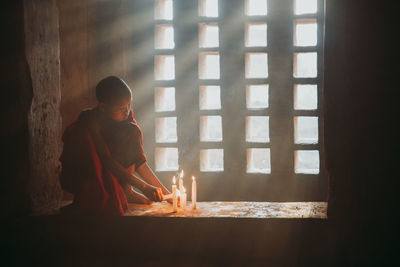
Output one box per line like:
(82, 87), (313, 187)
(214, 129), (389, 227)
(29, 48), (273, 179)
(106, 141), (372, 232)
(58, 0), (93, 133)
(324, 0), (395, 262)
(58, 0), (134, 132)
(1, 0), (63, 215)
(325, 0), (389, 219)
(1, 2), (33, 215)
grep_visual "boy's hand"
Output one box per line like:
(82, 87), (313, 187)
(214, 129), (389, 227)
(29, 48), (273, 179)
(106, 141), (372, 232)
(162, 189), (173, 204)
(136, 195), (152, 205)
(124, 184), (152, 205)
(143, 184), (163, 202)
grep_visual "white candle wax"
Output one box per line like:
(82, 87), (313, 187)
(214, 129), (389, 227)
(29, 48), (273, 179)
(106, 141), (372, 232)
(178, 170), (184, 192)
(181, 187), (187, 208)
(172, 185), (177, 212)
(191, 176), (196, 210)
(178, 178), (183, 193)
(162, 193), (172, 200)
(172, 176), (177, 212)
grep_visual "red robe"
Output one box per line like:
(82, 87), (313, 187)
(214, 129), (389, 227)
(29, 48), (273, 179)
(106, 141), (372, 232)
(59, 108), (146, 216)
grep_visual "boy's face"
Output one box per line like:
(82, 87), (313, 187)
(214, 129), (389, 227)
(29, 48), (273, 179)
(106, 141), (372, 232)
(100, 97), (131, 122)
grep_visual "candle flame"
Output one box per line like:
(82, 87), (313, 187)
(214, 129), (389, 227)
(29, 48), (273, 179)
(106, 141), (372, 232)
(180, 170), (184, 178)
(173, 176), (176, 184)
(192, 176), (195, 181)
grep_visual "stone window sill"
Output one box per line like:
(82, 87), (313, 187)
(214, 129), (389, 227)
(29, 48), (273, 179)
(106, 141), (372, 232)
(125, 201), (327, 219)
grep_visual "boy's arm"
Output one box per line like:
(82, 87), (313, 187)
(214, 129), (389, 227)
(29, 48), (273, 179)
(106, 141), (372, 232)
(136, 162), (171, 195)
(124, 184), (152, 204)
(87, 118), (163, 202)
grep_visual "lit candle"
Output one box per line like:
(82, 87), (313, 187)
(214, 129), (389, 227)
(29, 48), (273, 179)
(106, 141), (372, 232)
(181, 186), (187, 208)
(191, 176), (196, 210)
(178, 170), (184, 193)
(172, 176), (177, 212)
(162, 193), (172, 200)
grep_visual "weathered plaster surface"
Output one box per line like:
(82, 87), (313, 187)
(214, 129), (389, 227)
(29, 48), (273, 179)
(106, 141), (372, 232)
(24, 0), (63, 213)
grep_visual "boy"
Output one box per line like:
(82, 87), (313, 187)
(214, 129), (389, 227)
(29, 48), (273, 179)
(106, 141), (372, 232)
(60, 76), (170, 215)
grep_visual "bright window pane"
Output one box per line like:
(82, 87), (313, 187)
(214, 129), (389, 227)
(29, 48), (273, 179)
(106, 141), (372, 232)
(199, 85), (221, 110)
(245, 0), (267, 16)
(155, 0), (173, 20)
(294, 19), (317, 46)
(294, 0), (317, 15)
(294, 84), (317, 110)
(155, 147), (179, 171)
(199, 0), (218, 17)
(199, 23), (219, 48)
(294, 116), (318, 144)
(295, 150), (319, 174)
(245, 53), (268, 78)
(246, 116), (269, 143)
(155, 24), (174, 49)
(294, 52), (317, 78)
(155, 55), (175, 80)
(155, 87), (175, 112)
(246, 84), (269, 109)
(200, 149), (224, 172)
(199, 52), (220, 79)
(246, 23), (267, 47)
(200, 116), (222, 142)
(155, 117), (177, 143)
(247, 148), (271, 174)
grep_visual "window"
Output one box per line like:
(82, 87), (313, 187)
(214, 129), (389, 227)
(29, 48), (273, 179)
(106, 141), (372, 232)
(199, 85), (221, 110)
(198, 1), (223, 172)
(199, 23), (219, 48)
(245, 53), (268, 78)
(154, 55), (175, 80)
(150, 0), (325, 201)
(154, 0), (178, 172)
(245, 23), (267, 47)
(247, 148), (271, 174)
(200, 149), (224, 172)
(245, 0), (267, 16)
(246, 116), (269, 143)
(294, 19), (317, 47)
(199, 52), (220, 80)
(246, 84), (269, 109)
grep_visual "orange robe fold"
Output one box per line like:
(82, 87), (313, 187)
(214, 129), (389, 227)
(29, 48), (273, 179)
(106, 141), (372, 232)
(60, 108), (146, 216)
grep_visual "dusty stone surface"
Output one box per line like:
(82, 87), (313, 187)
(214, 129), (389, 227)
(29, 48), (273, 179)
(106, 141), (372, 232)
(125, 201), (328, 219)
(58, 0), (94, 133)
(58, 0), (132, 133)
(24, 0), (63, 214)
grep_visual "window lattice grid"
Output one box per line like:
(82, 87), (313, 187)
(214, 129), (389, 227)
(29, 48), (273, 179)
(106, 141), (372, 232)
(154, 0), (178, 172)
(151, 0), (325, 198)
(292, 0), (322, 178)
(198, 2), (223, 172)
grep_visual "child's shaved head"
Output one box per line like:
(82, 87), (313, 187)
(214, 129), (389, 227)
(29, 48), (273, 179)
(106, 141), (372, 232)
(96, 76), (132, 104)
(96, 76), (132, 122)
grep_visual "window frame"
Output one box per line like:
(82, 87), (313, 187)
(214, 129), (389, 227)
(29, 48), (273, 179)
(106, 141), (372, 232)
(150, 0), (326, 201)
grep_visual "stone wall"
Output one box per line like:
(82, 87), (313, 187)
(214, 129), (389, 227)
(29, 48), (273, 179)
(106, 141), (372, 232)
(58, 0), (132, 133)
(58, 0), (94, 134)
(24, 0), (63, 214)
